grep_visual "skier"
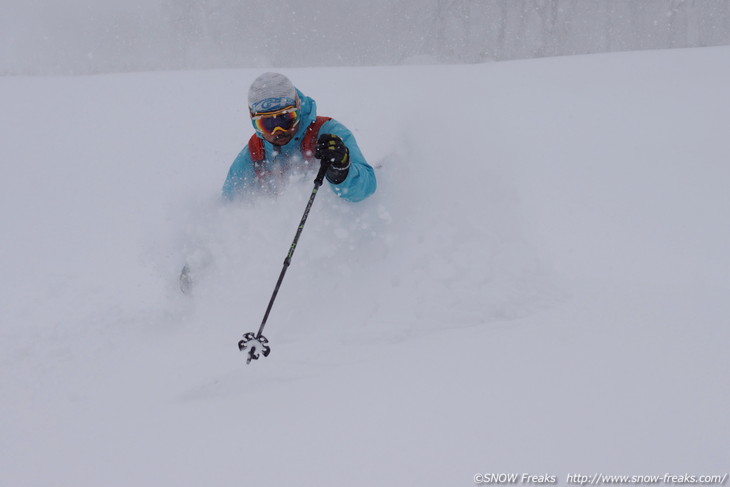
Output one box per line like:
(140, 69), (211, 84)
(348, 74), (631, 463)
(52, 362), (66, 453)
(180, 73), (376, 293)
(222, 72), (376, 202)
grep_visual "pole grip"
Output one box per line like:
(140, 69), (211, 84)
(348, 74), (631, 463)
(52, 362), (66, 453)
(314, 158), (331, 186)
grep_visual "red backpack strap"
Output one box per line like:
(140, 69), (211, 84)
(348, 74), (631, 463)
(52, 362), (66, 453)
(301, 116), (332, 159)
(248, 134), (266, 163)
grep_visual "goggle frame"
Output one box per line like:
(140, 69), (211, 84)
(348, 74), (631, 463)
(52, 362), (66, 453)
(250, 104), (301, 136)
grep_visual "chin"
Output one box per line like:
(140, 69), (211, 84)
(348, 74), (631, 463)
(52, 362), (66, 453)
(270, 135), (292, 146)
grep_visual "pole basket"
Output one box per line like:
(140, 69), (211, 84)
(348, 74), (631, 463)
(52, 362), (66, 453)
(238, 332), (271, 364)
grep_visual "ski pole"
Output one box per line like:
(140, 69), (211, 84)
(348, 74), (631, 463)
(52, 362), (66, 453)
(238, 159), (331, 364)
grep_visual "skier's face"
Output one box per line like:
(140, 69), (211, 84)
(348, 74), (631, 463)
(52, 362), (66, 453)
(251, 102), (301, 146)
(261, 125), (297, 146)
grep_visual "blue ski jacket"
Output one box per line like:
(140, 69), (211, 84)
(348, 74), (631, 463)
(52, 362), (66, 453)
(222, 89), (376, 202)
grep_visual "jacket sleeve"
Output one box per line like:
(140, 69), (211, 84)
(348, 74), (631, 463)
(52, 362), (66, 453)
(319, 119), (377, 203)
(222, 146), (257, 201)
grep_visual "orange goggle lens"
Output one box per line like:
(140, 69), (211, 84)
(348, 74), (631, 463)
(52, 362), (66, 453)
(251, 106), (300, 135)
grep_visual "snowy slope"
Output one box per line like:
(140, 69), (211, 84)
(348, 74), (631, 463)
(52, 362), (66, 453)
(1, 47), (729, 486)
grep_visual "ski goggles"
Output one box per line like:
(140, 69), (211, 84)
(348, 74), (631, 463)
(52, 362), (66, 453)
(251, 105), (301, 135)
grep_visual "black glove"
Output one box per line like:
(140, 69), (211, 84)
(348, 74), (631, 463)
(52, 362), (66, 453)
(315, 134), (350, 184)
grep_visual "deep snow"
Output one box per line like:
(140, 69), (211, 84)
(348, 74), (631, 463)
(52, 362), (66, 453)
(1, 46), (729, 486)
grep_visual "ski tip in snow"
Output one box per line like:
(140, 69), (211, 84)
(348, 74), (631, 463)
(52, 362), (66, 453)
(179, 264), (193, 295)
